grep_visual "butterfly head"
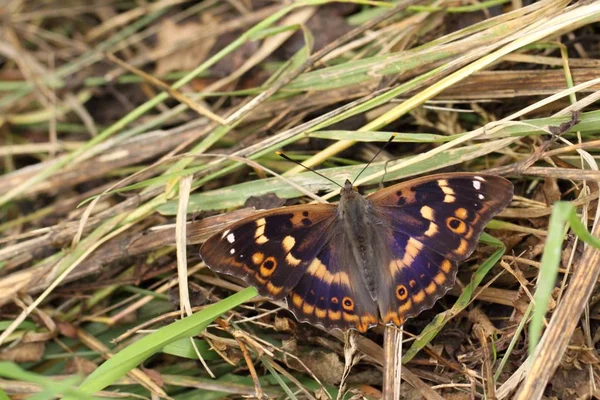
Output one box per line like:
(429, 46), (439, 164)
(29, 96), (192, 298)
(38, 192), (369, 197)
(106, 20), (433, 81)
(342, 179), (358, 193)
(340, 179), (361, 201)
(339, 178), (369, 222)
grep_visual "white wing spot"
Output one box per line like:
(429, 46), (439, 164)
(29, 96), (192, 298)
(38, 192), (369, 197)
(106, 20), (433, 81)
(474, 176), (485, 181)
(473, 180), (482, 190)
(226, 233), (235, 243)
(221, 229), (230, 239)
(230, 248), (235, 255)
(478, 194), (485, 200)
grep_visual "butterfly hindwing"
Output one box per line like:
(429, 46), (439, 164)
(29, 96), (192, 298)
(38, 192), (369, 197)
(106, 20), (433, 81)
(369, 173), (513, 261)
(377, 230), (458, 326)
(287, 235), (379, 332)
(200, 204), (336, 299)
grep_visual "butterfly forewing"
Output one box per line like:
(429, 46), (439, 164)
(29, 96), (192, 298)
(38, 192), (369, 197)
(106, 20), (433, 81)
(369, 173), (513, 261)
(200, 204), (336, 299)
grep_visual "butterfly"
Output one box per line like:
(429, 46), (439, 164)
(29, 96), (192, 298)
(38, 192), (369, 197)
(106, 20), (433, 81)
(200, 173), (513, 332)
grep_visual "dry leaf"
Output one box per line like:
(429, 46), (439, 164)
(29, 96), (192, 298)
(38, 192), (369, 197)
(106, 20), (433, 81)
(154, 16), (217, 76)
(274, 316), (293, 332)
(65, 356), (98, 375)
(142, 367), (165, 387)
(57, 321), (78, 339)
(244, 193), (286, 210)
(0, 342), (45, 363)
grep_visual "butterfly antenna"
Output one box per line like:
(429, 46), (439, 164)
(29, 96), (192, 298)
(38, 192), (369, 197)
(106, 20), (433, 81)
(352, 134), (397, 185)
(277, 151), (343, 189)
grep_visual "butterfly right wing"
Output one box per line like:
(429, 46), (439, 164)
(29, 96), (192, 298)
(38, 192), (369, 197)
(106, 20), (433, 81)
(200, 204), (336, 300)
(369, 173), (513, 261)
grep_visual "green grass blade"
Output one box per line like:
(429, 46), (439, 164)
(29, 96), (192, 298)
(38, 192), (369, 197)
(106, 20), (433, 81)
(0, 362), (93, 400)
(529, 202), (600, 352)
(309, 130), (459, 143)
(157, 138), (515, 214)
(262, 357), (298, 400)
(162, 338), (220, 360)
(567, 207), (600, 250)
(494, 302), (533, 380)
(528, 202), (571, 352)
(75, 287), (257, 396)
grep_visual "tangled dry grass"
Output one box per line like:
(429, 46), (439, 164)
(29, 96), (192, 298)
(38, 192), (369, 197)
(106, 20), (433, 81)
(1, 1), (600, 399)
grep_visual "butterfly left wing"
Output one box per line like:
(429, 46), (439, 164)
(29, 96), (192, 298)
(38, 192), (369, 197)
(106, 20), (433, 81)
(201, 203), (380, 332)
(369, 173), (513, 325)
(200, 204), (337, 300)
(286, 233), (379, 332)
(368, 173), (513, 261)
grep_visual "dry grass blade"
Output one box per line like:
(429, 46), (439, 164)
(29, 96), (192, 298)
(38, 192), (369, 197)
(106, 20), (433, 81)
(382, 326), (404, 400)
(516, 222), (600, 399)
(105, 52), (227, 125)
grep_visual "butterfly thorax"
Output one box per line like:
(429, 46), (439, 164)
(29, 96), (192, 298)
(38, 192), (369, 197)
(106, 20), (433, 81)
(338, 180), (382, 300)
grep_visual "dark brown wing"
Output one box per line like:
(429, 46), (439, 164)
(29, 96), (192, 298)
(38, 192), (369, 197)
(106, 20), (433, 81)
(368, 173), (513, 260)
(368, 173), (513, 325)
(286, 231), (379, 332)
(200, 204), (336, 299)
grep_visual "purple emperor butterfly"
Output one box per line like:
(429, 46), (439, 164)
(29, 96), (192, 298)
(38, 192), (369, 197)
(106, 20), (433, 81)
(200, 173), (513, 332)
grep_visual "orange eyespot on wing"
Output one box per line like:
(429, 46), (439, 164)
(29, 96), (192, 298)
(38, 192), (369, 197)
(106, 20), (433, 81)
(287, 243), (379, 333)
(370, 173), (513, 261)
(395, 285), (409, 301)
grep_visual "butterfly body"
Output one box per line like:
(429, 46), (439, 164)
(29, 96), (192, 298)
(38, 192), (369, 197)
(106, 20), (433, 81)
(338, 179), (387, 299)
(200, 173), (513, 332)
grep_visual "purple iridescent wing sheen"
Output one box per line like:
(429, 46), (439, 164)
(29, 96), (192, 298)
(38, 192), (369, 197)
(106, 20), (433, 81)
(286, 235), (379, 332)
(369, 173), (513, 325)
(200, 204), (336, 300)
(370, 173), (513, 260)
(376, 230), (458, 326)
